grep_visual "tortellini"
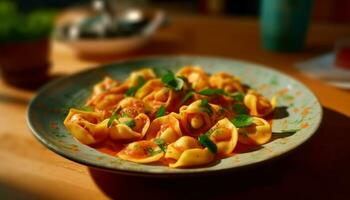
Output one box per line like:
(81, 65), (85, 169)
(88, 93), (125, 112)
(209, 72), (245, 93)
(178, 100), (224, 136)
(117, 97), (148, 117)
(64, 66), (277, 168)
(109, 113), (150, 141)
(165, 136), (214, 168)
(244, 90), (276, 117)
(64, 109), (108, 145)
(176, 66), (210, 91)
(146, 114), (182, 143)
(86, 77), (128, 111)
(207, 118), (238, 155)
(127, 68), (156, 87)
(118, 140), (164, 163)
(91, 76), (119, 96)
(237, 117), (272, 145)
(136, 79), (181, 114)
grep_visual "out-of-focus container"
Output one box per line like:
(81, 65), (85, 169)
(260, 0), (313, 52)
(0, 40), (50, 88)
(0, 0), (56, 89)
(335, 39), (350, 69)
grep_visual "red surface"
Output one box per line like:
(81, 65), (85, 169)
(335, 46), (350, 69)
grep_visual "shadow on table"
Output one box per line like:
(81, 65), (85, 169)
(0, 181), (43, 200)
(89, 107), (350, 200)
(0, 93), (29, 106)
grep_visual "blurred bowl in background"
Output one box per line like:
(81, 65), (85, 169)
(55, 7), (166, 57)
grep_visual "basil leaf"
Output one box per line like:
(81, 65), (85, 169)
(156, 105), (166, 118)
(181, 90), (195, 104)
(146, 147), (162, 156)
(198, 134), (217, 154)
(198, 88), (226, 96)
(153, 68), (171, 77)
(204, 128), (215, 137)
(154, 138), (167, 152)
(80, 105), (94, 112)
(231, 114), (253, 128)
(161, 71), (184, 91)
(107, 110), (119, 128)
(232, 103), (248, 115)
(121, 112), (129, 118)
(123, 119), (136, 128)
(200, 99), (212, 115)
(229, 92), (245, 101)
(125, 76), (146, 97)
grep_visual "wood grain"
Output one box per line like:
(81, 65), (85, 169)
(0, 16), (349, 200)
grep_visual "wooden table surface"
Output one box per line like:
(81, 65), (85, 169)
(1, 16), (350, 200)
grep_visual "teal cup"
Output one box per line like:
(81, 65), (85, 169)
(260, 0), (313, 52)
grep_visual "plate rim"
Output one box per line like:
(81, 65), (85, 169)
(27, 55), (323, 177)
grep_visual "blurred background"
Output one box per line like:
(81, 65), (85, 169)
(0, 0), (350, 89)
(4, 0), (350, 21)
(0, 1), (350, 199)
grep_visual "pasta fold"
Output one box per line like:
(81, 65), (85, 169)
(209, 72), (244, 93)
(176, 66), (210, 91)
(208, 118), (238, 155)
(146, 114), (182, 144)
(178, 100), (224, 136)
(127, 68), (156, 87)
(109, 113), (150, 141)
(237, 117), (272, 145)
(136, 79), (181, 113)
(165, 136), (214, 168)
(244, 90), (276, 117)
(117, 140), (164, 163)
(64, 109), (108, 145)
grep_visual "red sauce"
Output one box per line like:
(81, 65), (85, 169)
(234, 143), (260, 153)
(123, 141), (156, 158)
(91, 139), (124, 156)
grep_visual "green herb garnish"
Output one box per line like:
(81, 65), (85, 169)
(125, 76), (146, 97)
(146, 147), (162, 156)
(156, 105), (166, 118)
(107, 110), (119, 128)
(229, 92), (245, 101)
(80, 105), (94, 112)
(198, 134), (217, 154)
(232, 103), (248, 115)
(231, 114), (253, 128)
(204, 128), (215, 137)
(198, 88), (226, 96)
(181, 90), (195, 104)
(200, 99), (212, 115)
(154, 138), (167, 152)
(161, 71), (184, 91)
(123, 119), (136, 128)
(152, 68), (170, 77)
(121, 112), (129, 118)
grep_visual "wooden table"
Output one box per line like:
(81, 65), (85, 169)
(0, 16), (349, 200)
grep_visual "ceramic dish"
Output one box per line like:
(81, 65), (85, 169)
(27, 56), (322, 177)
(55, 8), (166, 56)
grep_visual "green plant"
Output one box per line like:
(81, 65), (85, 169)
(0, 1), (56, 44)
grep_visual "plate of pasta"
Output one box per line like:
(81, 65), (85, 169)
(27, 56), (322, 176)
